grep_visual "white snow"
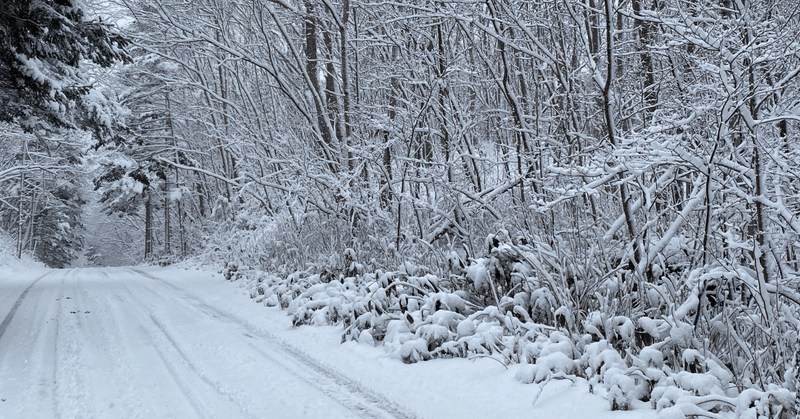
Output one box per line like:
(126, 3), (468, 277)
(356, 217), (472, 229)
(0, 265), (656, 419)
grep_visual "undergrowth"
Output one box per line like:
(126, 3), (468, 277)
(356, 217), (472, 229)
(212, 224), (800, 419)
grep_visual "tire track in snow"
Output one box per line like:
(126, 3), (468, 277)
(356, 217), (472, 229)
(128, 268), (423, 419)
(0, 270), (60, 419)
(0, 270), (52, 342)
(130, 271), (390, 419)
(135, 321), (210, 419)
(65, 270), (154, 418)
(54, 268), (101, 419)
(51, 269), (71, 419)
(112, 271), (251, 419)
(51, 272), (64, 419)
(236, 329), (407, 419)
(145, 312), (260, 419)
(106, 290), (208, 419)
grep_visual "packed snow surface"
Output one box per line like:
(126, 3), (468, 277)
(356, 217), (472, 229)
(0, 266), (654, 418)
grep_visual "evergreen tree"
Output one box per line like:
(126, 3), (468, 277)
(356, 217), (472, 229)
(0, 1), (128, 266)
(33, 179), (86, 269)
(0, 0), (129, 136)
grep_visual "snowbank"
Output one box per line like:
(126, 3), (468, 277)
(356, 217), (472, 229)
(214, 237), (798, 419)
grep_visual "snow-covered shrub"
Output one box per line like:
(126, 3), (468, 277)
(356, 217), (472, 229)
(222, 261), (241, 281)
(515, 331), (579, 384)
(223, 224), (800, 418)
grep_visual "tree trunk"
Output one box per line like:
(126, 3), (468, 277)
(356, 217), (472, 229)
(164, 190), (171, 256)
(340, 0), (353, 173)
(632, 0), (657, 119)
(305, 0), (336, 166)
(602, 0), (646, 272)
(145, 187), (153, 258)
(16, 138), (27, 259)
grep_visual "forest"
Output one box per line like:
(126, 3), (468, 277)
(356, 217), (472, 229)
(2, 0), (800, 417)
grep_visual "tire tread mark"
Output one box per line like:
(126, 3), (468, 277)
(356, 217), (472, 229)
(0, 271), (52, 342)
(114, 276), (250, 419)
(128, 268), (423, 419)
(146, 312), (260, 419)
(108, 284), (209, 419)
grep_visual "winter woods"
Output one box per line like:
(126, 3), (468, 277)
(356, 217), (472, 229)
(0, 0), (128, 266)
(3, 0), (800, 416)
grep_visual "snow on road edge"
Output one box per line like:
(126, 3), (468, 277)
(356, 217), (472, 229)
(140, 265), (655, 419)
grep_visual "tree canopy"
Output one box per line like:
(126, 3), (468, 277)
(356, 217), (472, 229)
(0, 0), (129, 135)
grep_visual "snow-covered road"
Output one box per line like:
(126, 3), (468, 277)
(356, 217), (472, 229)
(0, 267), (418, 419)
(0, 266), (653, 419)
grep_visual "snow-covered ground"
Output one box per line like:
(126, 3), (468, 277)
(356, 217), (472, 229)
(0, 265), (655, 418)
